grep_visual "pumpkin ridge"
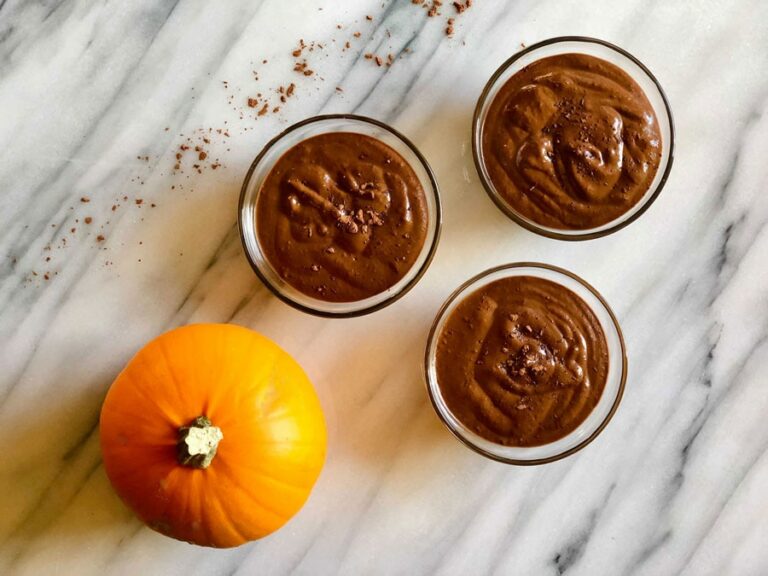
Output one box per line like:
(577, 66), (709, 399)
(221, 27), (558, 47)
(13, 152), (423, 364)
(190, 470), (223, 546)
(108, 384), (179, 429)
(203, 332), (275, 422)
(212, 463), (300, 523)
(157, 339), (190, 412)
(215, 456), (316, 493)
(143, 466), (186, 538)
(207, 481), (266, 545)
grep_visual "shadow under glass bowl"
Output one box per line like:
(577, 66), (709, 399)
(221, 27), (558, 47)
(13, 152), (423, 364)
(472, 36), (675, 241)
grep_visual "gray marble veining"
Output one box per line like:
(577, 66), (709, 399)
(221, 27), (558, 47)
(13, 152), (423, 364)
(1, 1), (767, 574)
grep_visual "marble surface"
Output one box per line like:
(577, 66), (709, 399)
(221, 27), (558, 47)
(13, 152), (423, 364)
(1, 0), (767, 574)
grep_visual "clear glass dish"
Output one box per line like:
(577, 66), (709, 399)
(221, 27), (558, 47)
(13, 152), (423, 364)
(424, 263), (627, 465)
(472, 36), (675, 240)
(239, 114), (442, 317)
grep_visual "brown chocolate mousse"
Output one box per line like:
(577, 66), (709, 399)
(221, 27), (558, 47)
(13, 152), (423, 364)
(482, 53), (662, 230)
(256, 132), (428, 302)
(435, 276), (608, 446)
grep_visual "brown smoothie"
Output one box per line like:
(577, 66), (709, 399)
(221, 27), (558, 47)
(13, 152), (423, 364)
(435, 275), (609, 446)
(256, 132), (429, 302)
(482, 53), (662, 230)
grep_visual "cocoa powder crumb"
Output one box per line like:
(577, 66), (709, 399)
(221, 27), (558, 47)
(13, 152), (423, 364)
(247, 98), (258, 108)
(198, 151), (207, 161)
(135, 199), (143, 205)
(96, 235), (105, 242)
(80, 197), (90, 203)
(84, 217), (92, 224)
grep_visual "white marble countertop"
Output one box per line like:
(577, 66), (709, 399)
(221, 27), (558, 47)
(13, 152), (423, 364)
(2, 1), (767, 574)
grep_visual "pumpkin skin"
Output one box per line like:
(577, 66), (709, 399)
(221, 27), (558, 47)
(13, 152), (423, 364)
(99, 323), (327, 548)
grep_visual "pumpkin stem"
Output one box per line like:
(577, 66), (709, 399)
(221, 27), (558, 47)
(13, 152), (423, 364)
(177, 416), (223, 469)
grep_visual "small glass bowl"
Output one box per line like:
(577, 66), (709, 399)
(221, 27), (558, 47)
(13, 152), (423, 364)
(239, 114), (442, 318)
(424, 263), (627, 465)
(472, 36), (675, 240)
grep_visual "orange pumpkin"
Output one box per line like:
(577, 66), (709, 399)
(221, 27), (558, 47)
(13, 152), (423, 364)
(99, 323), (326, 548)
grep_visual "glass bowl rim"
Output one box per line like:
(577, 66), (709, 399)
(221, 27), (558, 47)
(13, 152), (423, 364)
(423, 261), (628, 465)
(471, 35), (676, 241)
(238, 113), (443, 318)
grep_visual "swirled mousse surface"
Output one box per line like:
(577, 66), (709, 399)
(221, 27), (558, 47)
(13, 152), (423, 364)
(256, 132), (429, 302)
(435, 276), (609, 446)
(482, 53), (662, 230)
